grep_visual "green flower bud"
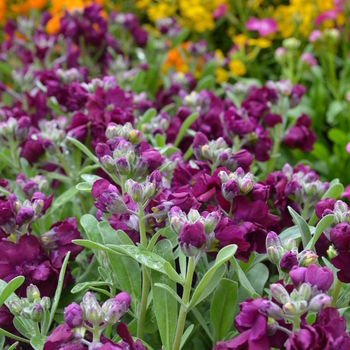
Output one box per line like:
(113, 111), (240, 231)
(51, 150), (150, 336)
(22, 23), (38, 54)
(27, 284), (40, 303)
(32, 304), (44, 323)
(8, 300), (22, 316)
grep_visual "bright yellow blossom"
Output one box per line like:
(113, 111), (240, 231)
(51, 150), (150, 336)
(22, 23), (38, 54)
(215, 67), (229, 83)
(248, 38), (272, 48)
(147, 2), (177, 22)
(228, 60), (246, 76)
(233, 34), (248, 47)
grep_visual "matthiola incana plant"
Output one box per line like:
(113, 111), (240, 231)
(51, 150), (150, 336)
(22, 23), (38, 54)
(1, 1), (350, 349)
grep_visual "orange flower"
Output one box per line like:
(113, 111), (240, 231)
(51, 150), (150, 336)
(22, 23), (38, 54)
(46, 14), (61, 35)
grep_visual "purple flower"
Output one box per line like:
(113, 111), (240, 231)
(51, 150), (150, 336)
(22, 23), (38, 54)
(315, 198), (336, 220)
(309, 30), (323, 42)
(264, 113), (282, 127)
(64, 303), (83, 329)
(330, 222), (350, 251)
(284, 114), (316, 152)
(280, 251), (298, 272)
(246, 17), (277, 37)
(305, 264), (334, 292)
(289, 266), (307, 287)
(178, 221), (207, 255)
(16, 207), (35, 226)
(0, 235), (58, 298)
(214, 297), (289, 350)
(250, 183), (270, 202)
(39, 218), (84, 269)
(301, 53), (318, 67)
(43, 324), (84, 350)
(91, 179), (127, 214)
(167, 189), (201, 213)
(332, 251), (350, 283)
(286, 308), (347, 350)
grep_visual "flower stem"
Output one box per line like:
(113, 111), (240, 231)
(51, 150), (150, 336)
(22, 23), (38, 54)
(293, 315), (301, 333)
(137, 203), (149, 339)
(172, 257), (195, 350)
(267, 123), (281, 174)
(331, 278), (342, 307)
(33, 322), (40, 336)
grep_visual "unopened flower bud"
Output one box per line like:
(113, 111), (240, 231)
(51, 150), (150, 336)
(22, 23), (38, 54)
(327, 246), (337, 260)
(300, 250), (318, 267)
(101, 155), (116, 173)
(240, 179), (254, 194)
(178, 221), (207, 257)
(201, 145), (212, 159)
(115, 157), (130, 176)
(283, 302), (299, 315)
(284, 238), (296, 251)
(129, 129), (143, 145)
(20, 298), (30, 308)
(266, 231), (282, 248)
(86, 306), (102, 326)
(125, 180), (144, 203)
(309, 294), (332, 312)
(270, 284), (290, 304)
(8, 300), (22, 316)
(283, 37), (301, 50)
(65, 302), (83, 328)
(32, 199), (44, 215)
(334, 200), (348, 213)
(203, 212), (220, 234)
(222, 180), (239, 202)
(21, 307), (32, 319)
(299, 283), (312, 301)
(275, 47), (287, 62)
(324, 28), (340, 42)
(280, 251), (298, 272)
(41, 297), (51, 310)
(32, 304), (44, 323)
(282, 164), (293, 178)
(105, 124), (119, 139)
(27, 284), (40, 302)
(267, 246), (281, 265)
(14, 116), (31, 143)
(259, 300), (284, 320)
(187, 209), (200, 223)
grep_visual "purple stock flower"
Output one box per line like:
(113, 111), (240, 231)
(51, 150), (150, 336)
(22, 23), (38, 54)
(214, 297), (290, 350)
(0, 235), (58, 298)
(43, 324), (85, 350)
(305, 264), (334, 292)
(91, 179), (127, 214)
(64, 302), (83, 329)
(280, 251), (298, 272)
(289, 266), (307, 287)
(286, 308), (348, 350)
(39, 218), (84, 269)
(167, 189), (201, 213)
(284, 114), (316, 152)
(178, 221), (207, 256)
(332, 251), (350, 283)
(245, 17), (278, 37)
(330, 223), (350, 251)
(315, 198), (336, 220)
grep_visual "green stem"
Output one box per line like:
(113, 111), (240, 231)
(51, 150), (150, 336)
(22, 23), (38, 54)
(172, 257), (195, 350)
(9, 140), (20, 170)
(33, 322), (41, 336)
(331, 278), (342, 307)
(293, 315), (301, 333)
(267, 123), (282, 174)
(137, 202), (149, 339)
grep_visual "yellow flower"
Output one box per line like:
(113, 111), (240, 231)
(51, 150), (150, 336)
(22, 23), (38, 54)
(136, 0), (151, 10)
(215, 67), (229, 83)
(248, 38), (272, 48)
(233, 34), (248, 47)
(147, 3), (177, 22)
(228, 60), (246, 76)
